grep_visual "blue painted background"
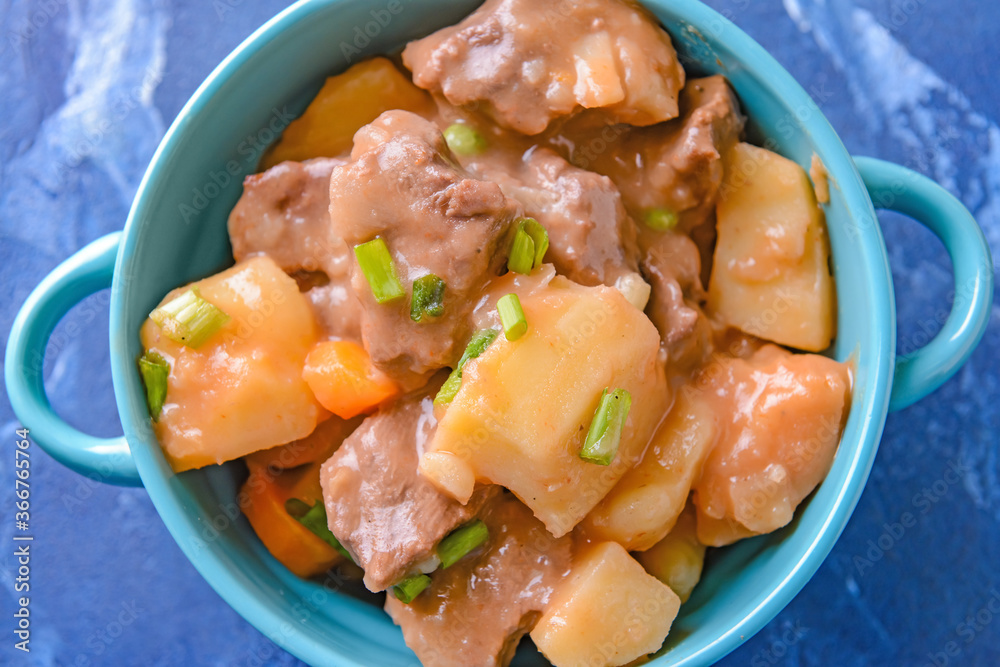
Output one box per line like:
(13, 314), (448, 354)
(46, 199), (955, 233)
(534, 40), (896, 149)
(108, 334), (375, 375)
(1, 0), (998, 665)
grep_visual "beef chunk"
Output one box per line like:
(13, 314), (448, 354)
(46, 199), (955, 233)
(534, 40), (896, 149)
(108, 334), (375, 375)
(329, 110), (521, 385)
(575, 75), (745, 233)
(464, 144), (640, 287)
(320, 378), (499, 592)
(304, 282), (363, 342)
(403, 0), (685, 135)
(229, 158), (347, 277)
(385, 494), (572, 667)
(643, 231), (706, 349)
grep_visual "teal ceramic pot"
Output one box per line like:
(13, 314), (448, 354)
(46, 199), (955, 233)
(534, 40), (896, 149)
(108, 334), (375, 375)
(5, 0), (994, 665)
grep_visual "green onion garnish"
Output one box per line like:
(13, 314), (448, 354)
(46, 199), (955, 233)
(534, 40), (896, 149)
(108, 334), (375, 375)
(497, 294), (527, 341)
(353, 238), (405, 304)
(287, 499), (353, 561)
(443, 123), (487, 156)
(437, 520), (489, 569)
(520, 218), (549, 267)
(410, 274), (446, 322)
(149, 287), (230, 349)
(393, 574), (432, 604)
(507, 226), (535, 275)
(507, 219), (549, 274)
(458, 330), (500, 365)
(436, 372), (463, 405)
(644, 207), (679, 232)
(434, 329), (499, 405)
(138, 350), (169, 421)
(580, 388), (632, 466)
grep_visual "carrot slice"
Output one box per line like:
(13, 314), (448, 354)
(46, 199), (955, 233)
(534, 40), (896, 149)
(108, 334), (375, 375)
(302, 340), (399, 419)
(239, 462), (342, 578)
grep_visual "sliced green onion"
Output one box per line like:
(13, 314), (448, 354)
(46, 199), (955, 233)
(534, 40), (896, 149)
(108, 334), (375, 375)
(434, 329), (499, 406)
(437, 520), (489, 569)
(149, 287), (230, 349)
(507, 226), (535, 275)
(138, 350), (169, 421)
(353, 238), (405, 304)
(435, 372), (464, 406)
(580, 388), (632, 466)
(520, 218), (549, 267)
(390, 520), (490, 602)
(393, 574), (432, 603)
(288, 499), (353, 561)
(410, 274), (446, 322)
(644, 207), (679, 232)
(507, 219), (548, 274)
(443, 123), (487, 156)
(458, 329), (499, 367)
(497, 294), (527, 341)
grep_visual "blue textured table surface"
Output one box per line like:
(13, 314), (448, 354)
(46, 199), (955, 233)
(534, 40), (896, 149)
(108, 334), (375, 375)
(1, 0), (998, 665)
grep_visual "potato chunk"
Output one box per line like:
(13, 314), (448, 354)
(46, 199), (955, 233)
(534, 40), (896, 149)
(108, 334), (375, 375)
(691, 345), (851, 546)
(260, 57), (432, 169)
(531, 541), (680, 667)
(636, 502), (706, 603)
(583, 385), (718, 551)
(707, 143), (835, 351)
(140, 256), (324, 471)
(423, 276), (667, 537)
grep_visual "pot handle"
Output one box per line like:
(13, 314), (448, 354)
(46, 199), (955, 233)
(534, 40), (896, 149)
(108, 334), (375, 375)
(854, 157), (994, 412)
(4, 232), (142, 487)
